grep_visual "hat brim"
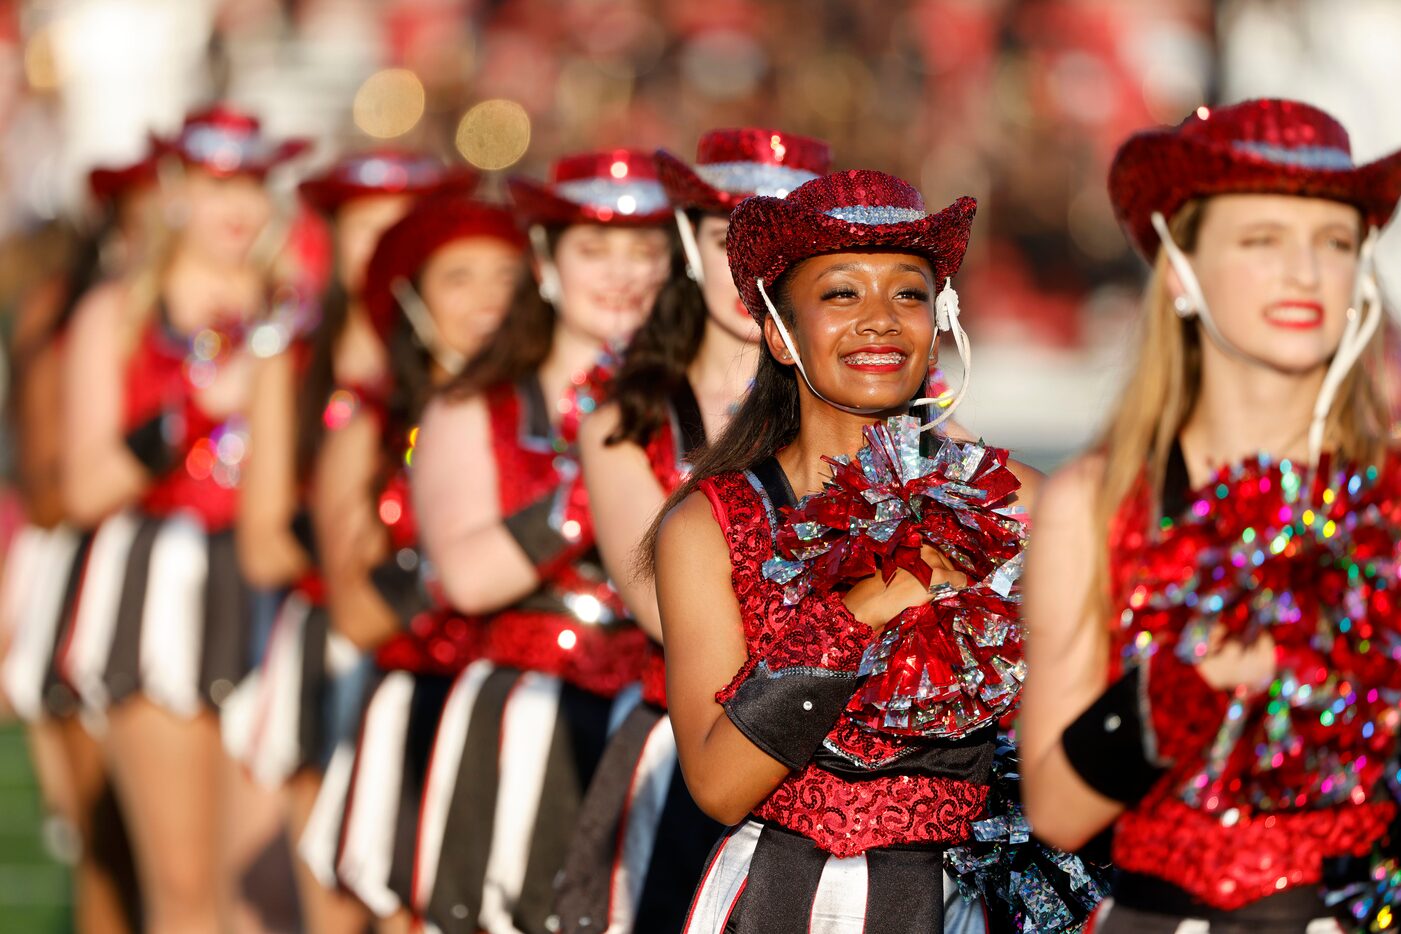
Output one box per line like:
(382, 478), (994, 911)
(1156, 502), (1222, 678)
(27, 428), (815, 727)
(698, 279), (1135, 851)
(1110, 131), (1401, 257)
(506, 177), (672, 227)
(298, 166), (479, 214)
(655, 149), (744, 214)
(728, 195), (977, 323)
(152, 134), (312, 177)
(89, 159), (158, 205)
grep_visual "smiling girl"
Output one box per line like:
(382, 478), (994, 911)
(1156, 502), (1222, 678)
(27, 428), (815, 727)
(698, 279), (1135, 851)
(652, 169), (1039, 933)
(407, 151), (671, 934)
(1020, 99), (1401, 933)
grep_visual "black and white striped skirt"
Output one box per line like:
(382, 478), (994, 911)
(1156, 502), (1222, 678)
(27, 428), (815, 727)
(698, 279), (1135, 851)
(59, 509), (253, 718)
(413, 660), (641, 934)
(1, 524), (89, 720)
(222, 590), (362, 786)
(684, 820), (988, 934)
(554, 702), (725, 934)
(299, 666), (452, 917)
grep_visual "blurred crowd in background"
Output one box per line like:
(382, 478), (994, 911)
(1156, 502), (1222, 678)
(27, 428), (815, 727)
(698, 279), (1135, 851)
(0, 0), (1400, 929)
(0, 0), (1398, 464)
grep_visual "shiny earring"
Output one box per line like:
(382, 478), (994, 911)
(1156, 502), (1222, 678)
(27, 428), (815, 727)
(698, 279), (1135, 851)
(1172, 295), (1195, 319)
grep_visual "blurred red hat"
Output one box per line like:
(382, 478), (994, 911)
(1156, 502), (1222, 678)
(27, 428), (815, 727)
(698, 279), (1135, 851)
(727, 169), (976, 323)
(1110, 98), (1401, 258)
(508, 150), (672, 227)
(656, 127), (832, 213)
(88, 153), (158, 207)
(153, 103), (310, 177)
(298, 149), (478, 214)
(362, 195), (526, 343)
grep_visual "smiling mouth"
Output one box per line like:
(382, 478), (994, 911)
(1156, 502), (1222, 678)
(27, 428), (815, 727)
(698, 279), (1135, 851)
(842, 350), (908, 371)
(1265, 303), (1324, 330)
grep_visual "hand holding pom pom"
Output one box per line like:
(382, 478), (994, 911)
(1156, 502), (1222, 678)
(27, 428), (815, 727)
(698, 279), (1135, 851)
(762, 415), (1028, 738)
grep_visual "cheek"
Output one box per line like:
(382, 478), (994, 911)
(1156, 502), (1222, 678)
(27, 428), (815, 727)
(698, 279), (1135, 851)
(555, 253), (598, 296)
(631, 254), (669, 294)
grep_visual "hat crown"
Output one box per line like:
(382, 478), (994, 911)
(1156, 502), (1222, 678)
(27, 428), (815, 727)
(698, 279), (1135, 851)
(695, 128), (831, 175)
(1183, 99), (1355, 168)
(551, 149), (659, 184)
(183, 104), (262, 137)
(331, 150), (449, 186)
(787, 169), (928, 225)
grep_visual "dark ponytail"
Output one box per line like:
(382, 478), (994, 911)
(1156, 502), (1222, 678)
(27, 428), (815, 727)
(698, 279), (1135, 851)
(638, 274), (800, 572)
(607, 226), (708, 447)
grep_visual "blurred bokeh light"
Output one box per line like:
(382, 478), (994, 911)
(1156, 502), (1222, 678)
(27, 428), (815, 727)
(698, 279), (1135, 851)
(456, 98), (531, 170)
(353, 68), (427, 139)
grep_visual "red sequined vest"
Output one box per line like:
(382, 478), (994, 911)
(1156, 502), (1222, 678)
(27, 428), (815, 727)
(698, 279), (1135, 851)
(123, 316), (246, 529)
(699, 468), (990, 858)
(634, 383), (707, 709)
(1105, 452), (1401, 910)
(480, 377), (647, 698)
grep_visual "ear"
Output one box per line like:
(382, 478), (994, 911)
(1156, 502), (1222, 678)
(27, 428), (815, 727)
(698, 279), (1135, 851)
(761, 313), (792, 363)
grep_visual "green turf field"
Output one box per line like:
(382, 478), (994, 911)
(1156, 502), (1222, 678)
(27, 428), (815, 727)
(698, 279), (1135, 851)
(0, 723), (70, 931)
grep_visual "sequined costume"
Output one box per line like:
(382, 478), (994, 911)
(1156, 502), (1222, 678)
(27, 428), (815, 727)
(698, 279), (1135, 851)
(221, 305), (377, 786)
(57, 309), (256, 716)
(1091, 444), (1401, 930)
(292, 409), (489, 920)
(682, 462), (991, 934)
(554, 380), (727, 934)
(411, 375), (648, 934)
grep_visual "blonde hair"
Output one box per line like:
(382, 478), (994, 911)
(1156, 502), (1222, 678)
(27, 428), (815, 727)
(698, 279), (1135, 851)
(1091, 198), (1389, 615)
(118, 159), (281, 353)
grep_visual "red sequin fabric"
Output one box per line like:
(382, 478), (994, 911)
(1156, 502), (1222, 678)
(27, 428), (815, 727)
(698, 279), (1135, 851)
(637, 408), (690, 709)
(1106, 453), (1401, 909)
(124, 318), (246, 529)
(374, 429), (484, 676)
(480, 379), (643, 697)
(699, 469), (989, 856)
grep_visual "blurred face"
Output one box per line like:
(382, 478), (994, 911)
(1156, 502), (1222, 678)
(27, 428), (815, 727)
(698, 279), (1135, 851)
(176, 167), (274, 267)
(420, 237), (524, 359)
(695, 214), (759, 343)
(767, 252), (936, 413)
(553, 223), (670, 344)
(335, 193), (413, 296)
(1183, 193), (1361, 374)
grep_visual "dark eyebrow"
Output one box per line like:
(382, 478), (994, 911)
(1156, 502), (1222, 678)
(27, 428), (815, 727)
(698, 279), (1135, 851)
(816, 261), (932, 279)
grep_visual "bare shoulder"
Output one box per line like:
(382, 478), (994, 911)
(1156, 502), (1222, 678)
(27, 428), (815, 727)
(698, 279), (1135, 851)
(578, 399), (622, 451)
(70, 279), (128, 334)
(656, 489), (726, 564)
(1006, 456), (1045, 510)
(419, 391), (487, 445)
(1035, 451), (1106, 526)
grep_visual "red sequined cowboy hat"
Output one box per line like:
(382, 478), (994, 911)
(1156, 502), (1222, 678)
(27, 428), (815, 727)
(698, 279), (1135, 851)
(655, 128), (832, 212)
(89, 153), (158, 206)
(727, 169), (976, 323)
(507, 150), (672, 227)
(153, 104), (310, 178)
(298, 149), (479, 214)
(1110, 98), (1401, 258)
(362, 195), (526, 343)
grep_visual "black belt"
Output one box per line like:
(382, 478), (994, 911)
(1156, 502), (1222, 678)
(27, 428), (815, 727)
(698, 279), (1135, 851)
(1112, 870), (1340, 926)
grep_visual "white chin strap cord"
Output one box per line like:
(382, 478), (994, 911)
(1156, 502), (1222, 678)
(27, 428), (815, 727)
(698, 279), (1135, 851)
(675, 208), (705, 285)
(756, 276), (972, 430)
(1150, 210), (1383, 467)
(528, 224), (564, 306)
(390, 278), (468, 377)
